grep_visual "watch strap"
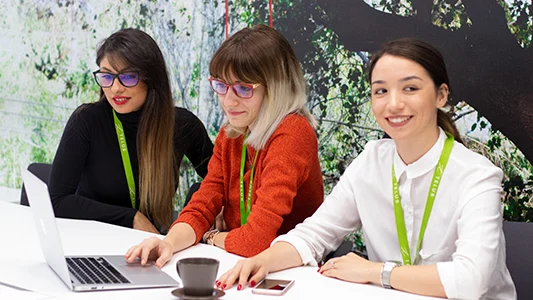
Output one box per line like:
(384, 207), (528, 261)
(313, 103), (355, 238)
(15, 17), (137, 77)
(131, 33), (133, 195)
(380, 261), (400, 289)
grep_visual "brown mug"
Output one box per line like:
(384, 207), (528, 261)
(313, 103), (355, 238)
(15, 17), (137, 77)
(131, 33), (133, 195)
(177, 257), (219, 296)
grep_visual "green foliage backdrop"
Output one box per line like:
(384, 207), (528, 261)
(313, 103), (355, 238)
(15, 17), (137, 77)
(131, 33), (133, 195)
(0, 0), (531, 224)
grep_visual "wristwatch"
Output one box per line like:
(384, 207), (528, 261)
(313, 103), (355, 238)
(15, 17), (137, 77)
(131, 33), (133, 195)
(380, 261), (401, 289)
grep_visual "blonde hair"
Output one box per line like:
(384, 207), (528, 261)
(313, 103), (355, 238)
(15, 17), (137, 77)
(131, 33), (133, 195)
(209, 24), (316, 150)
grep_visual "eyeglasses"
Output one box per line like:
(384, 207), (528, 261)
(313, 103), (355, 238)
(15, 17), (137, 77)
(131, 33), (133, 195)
(208, 77), (261, 99)
(93, 71), (140, 88)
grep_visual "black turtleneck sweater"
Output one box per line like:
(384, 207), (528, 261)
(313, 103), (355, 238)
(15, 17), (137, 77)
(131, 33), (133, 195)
(48, 101), (213, 228)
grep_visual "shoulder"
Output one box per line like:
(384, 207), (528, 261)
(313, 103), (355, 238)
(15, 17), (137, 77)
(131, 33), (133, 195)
(213, 126), (230, 145)
(439, 142), (504, 214)
(259, 114), (318, 157)
(361, 138), (396, 160)
(68, 101), (109, 127)
(174, 107), (205, 129)
(174, 106), (199, 120)
(173, 106), (210, 141)
(342, 138), (394, 174)
(271, 114), (316, 141)
(449, 141), (503, 182)
(278, 113), (314, 131)
(451, 141), (497, 166)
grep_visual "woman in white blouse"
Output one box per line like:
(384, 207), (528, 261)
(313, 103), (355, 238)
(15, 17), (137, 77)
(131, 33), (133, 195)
(217, 38), (516, 299)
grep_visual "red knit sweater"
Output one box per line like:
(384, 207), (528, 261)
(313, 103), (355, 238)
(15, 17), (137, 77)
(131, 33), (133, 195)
(174, 114), (324, 257)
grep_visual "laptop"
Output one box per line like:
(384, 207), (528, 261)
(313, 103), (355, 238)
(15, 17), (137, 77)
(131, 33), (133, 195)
(22, 169), (180, 292)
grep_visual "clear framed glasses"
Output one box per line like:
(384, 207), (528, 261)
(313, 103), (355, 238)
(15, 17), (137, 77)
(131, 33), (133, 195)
(208, 77), (261, 99)
(93, 71), (140, 88)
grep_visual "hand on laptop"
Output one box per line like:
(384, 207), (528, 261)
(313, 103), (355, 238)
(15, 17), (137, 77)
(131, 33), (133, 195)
(125, 236), (174, 268)
(133, 211), (159, 234)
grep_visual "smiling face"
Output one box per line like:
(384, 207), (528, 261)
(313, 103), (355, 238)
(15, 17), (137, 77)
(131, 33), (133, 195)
(99, 56), (148, 114)
(370, 54), (448, 146)
(216, 74), (265, 129)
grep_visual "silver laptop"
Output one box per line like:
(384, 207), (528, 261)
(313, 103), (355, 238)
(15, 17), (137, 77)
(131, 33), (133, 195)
(22, 169), (180, 292)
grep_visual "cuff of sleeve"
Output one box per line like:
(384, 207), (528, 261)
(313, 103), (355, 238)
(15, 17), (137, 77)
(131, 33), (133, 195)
(123, 208), (138, 228)
(436, 261), (456, 299)
(272, 234), (318, 267)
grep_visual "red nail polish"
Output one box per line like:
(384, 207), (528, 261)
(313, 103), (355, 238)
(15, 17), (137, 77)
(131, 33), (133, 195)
(237, 284), (242, 291)
(320, 271), (324, 274)
(250, 280), (256, 287)
(216, 281), (220, 287)
(223, 284), (227, 289)
(317, 268), (320, 272)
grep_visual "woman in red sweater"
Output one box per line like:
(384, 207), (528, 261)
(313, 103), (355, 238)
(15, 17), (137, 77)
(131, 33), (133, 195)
(125, 24), (323, 266)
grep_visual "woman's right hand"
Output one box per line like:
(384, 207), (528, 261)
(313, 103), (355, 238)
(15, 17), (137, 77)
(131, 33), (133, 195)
(133, 211), (159, 234)
(216, 256), (269, 291)
(217, 242), (303, 290)
(125, 236), (174, 268)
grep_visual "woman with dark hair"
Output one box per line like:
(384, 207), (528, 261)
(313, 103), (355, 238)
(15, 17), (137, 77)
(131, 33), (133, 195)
(48, 28), (213, 233)
(125, 24), (323, 265)
(217, 38), (516, 299)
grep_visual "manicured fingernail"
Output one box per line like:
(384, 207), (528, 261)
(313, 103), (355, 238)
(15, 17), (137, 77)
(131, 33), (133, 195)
(250, 281), (256, 287)
(237, 284), (242, 291)
(216, 281), (220, 287)
(223, 284), (227, 289)
(320, 271), (324, 274)
(317, 268), (320, 272)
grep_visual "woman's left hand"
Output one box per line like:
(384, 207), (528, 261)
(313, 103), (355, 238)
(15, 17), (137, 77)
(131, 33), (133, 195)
(319, 252), (382, 284)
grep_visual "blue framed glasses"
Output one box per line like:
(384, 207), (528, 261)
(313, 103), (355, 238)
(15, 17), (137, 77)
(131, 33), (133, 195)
(93, 71), (140, 88)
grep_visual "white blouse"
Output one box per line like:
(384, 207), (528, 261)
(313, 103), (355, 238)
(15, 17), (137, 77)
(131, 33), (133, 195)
(274, 129), (516, 299)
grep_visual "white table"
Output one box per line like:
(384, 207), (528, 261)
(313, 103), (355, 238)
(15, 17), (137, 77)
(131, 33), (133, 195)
(0, 186), (20, 203)
(0, 202), (438, 300)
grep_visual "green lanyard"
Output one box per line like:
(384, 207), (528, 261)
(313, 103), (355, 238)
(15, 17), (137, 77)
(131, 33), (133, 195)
(112, 110), (136, 208)
(392, 132), (454, 265)
(239, 137), (259, 226)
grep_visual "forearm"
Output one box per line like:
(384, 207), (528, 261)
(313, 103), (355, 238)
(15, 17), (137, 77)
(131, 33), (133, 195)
(257, 242), (303, 273)
(386, 265), (446, 298)
(213, 232), (227, 249)
(51, 194), (137, 227)
(164, 222), (197, 253)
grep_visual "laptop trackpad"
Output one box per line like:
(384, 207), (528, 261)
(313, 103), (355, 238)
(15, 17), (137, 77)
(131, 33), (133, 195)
(104, 255), (177, 284)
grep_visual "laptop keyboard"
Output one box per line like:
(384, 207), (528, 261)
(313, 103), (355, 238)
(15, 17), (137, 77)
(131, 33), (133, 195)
(66, 257), (131, 285)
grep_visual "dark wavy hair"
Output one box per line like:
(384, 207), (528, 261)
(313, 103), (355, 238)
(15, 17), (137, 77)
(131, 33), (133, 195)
(96, 28), (176, 229)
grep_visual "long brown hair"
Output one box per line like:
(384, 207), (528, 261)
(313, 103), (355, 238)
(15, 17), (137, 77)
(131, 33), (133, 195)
(209, 24), (316, 150)
(368, 38), (463, 143)
(96, 28), (176, 229)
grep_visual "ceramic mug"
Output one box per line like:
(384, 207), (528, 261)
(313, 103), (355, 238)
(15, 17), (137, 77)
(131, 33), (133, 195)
(177, 257), (219, 296)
